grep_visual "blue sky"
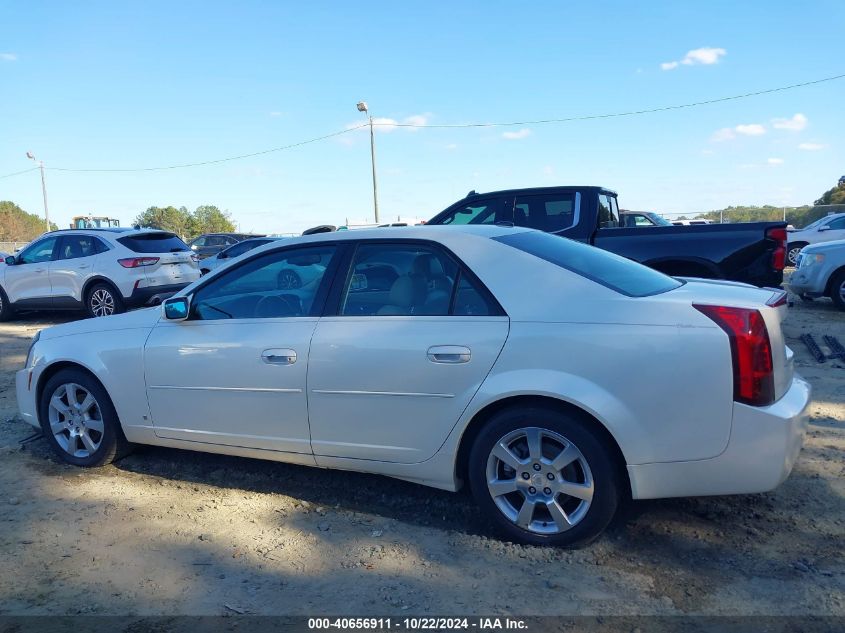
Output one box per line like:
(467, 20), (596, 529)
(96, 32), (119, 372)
(1, 0), (844, 233)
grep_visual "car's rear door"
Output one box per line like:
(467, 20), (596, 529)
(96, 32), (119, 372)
(49, 234), (102, 305)
(307, 240), (510, 464)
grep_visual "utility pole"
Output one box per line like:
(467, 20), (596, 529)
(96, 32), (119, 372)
(356, 101), (380, 224)
(26, 152), (50, 230)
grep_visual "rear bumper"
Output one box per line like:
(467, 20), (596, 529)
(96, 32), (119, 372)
(125, 282), (189, 308)
(628, 374), (811, 499)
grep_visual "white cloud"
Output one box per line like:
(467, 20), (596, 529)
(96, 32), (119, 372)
(772, 113), (807, 131)
(767, 157), (784, 165)
(661, 47), (726, 70)
(711, 127), (736, 142)
(502, 128), (531, 140)
(798, 142), (825, 151)
(711, 123), (766, 142)
(0, 53), (17, 62)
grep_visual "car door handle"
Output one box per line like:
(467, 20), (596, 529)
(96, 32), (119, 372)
(77, 264), (90, 269)
(261, 348), (297, 365)
(34, 268), (46, 274)
(427, 346), (471, 364)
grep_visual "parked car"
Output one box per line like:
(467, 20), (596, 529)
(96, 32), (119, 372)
(200, 237), (282, 275)
(16, 226), (809, 547)
(427, 187), (787, 287)
(620, 211), (673, 227)
(788, 239), (845, 309)
(188, 233), (264, 260)
(786, 213), (845, 266)
(671, 219), (713, 226)
(0, 228), (200, 319)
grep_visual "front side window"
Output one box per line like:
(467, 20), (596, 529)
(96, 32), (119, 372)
(59, 235), (98, 260)
(19, 237), (58, 264)
(191, 245), (336, 320)
(494, 231), (682, 297)
(825, 216), (845, 230)
(435, 198), (510, 226)
(513, 193), (577, 232)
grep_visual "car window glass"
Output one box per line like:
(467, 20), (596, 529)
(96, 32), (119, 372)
(514, 193), (577, 232)
(438, 198), (509, 225)
(192, 237), (207, 247)
(59, 235), (97, 260)
(452, 272), (496, 316)
(93, 237), (110, 253)
(119, 233), (189, 253)
(19, 237), (58, 264)
(598, 194), (619, 228)
(341, 243), (459, 316)
(191, 245), (336, 320)
(826, 217), (845, 230)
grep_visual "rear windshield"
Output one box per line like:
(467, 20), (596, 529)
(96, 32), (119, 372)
(494, 231), (683, 297)
(117, 232), (189, 254)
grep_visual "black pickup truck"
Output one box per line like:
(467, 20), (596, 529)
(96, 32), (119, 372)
(427, 186), (787, 287)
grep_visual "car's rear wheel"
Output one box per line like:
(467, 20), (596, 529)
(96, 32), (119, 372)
(830, 269), (845, 310)
(86, 283), (125, 318)
(468, 406), (620, 547)
(38, 369), (131, 467)
(787, 243), (807, 267)
(0, 286), (14, 321)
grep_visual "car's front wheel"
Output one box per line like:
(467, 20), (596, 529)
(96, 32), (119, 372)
(38, 368), (131, 467)
(830, 269), (845, 311)
(86, 283), (125, 318)
(468, 406), (621, 547)
(787, 242), (807, 267)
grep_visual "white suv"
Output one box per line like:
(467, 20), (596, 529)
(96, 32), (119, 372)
(0, 228), (200, 319)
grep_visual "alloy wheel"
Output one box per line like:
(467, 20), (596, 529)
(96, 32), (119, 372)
(485, 427), (594, 535)
(47, 383), (105, 458)
(787, 247), (802, 266)
(90, 289), (115, 317)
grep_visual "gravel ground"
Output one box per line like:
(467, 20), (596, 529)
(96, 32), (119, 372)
(0, 288), (843, 618)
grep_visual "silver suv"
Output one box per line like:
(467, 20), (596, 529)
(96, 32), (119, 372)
(0, 228), (200, 319)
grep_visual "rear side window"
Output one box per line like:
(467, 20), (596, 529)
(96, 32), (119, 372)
(514, 192), (578, 232)
(494, 231), (682, 297)
(118, 233), (189, 253)
(598, 194), (619, 228)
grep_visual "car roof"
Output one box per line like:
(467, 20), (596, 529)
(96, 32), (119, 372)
(456, 185), (618, 200)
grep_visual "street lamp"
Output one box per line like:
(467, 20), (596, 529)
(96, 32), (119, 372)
(26, 152), (50, 231)
(356, 101), (380, 224)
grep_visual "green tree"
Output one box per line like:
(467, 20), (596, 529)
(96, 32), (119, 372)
(133, 206), (193, 238)
(189, 205), (236, 236)
(0, 200), (58, 242)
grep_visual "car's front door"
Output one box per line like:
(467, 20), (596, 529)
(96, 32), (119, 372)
(307, 241), (510, 464)
(818, 216), (845, 243)
(3, 235), (59, 305)
(143, 243), (339, 455)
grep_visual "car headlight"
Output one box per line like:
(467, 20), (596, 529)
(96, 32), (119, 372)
(800, 253), (825, 268)
(25, 331), (40, 368)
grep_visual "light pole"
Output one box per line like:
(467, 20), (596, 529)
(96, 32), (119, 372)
(26, 152), (50, 230)
(356, 101), (380, 224)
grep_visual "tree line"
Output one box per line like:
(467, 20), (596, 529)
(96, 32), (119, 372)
(0, 201), (58, 242)
(131, 205), (236, 239)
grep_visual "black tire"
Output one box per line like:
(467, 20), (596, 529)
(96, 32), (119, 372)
(787, 243), (807, 267)
(86, 283), (125, 318)
(468, 406), (621, 547)
(830, 269), (845, 311)
(38, 368), (132, 467)
(0, 285), (14, 321)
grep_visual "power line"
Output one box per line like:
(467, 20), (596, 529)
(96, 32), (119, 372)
(0, 72), (842, 178)
(380, 72), (845, 129)
(0, 167), (39, 180)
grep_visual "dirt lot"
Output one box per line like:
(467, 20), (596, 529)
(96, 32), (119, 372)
(0, 290), (843, 618)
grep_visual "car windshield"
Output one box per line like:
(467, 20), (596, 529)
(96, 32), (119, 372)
(494, 231), (683, 297)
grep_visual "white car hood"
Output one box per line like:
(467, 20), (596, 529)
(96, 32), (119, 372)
(39, 306), (162, 341)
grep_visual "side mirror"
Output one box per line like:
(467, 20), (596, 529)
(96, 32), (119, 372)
(162, 296), (190, 321)
(190, 244), (199, 250)
(4, 256), (15, 266)
(818, 225), (831, 232)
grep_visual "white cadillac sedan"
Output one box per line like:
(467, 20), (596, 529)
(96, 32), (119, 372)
(16, 226), (810, 546)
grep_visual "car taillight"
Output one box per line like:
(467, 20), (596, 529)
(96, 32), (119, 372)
(767, 227), (786, 271)
(694, 304), (775, 407)
(118, 257), (160, 268)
